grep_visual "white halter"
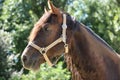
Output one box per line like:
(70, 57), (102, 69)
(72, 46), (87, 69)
(28, 14), (68, 66)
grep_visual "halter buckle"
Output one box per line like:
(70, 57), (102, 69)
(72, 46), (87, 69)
(64, 44), (69, 53)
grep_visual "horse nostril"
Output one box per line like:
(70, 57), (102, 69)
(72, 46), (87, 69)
(22, 55), (27, 62)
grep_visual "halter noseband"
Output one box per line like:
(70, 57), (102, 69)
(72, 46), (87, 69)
(28, 14), (68, 66)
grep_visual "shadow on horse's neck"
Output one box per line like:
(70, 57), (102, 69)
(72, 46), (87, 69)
(65, 20), (120, 80)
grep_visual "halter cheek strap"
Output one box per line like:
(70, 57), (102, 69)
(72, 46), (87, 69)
(62, 14), (69, 53)
(28, 14), (68, 66)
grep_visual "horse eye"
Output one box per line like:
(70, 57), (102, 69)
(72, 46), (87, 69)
(42, 23), (52, 32)
(44, 27), (49, 31)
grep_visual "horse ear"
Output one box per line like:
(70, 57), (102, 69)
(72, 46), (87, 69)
(44, 7), (48, 13)
(48, 0), (59, 14)
(48, 0), (62, 23)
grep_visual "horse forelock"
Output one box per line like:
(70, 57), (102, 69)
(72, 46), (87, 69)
(29, 12), (51, 41)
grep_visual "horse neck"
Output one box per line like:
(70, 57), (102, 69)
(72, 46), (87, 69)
(65, 23), (120, 80)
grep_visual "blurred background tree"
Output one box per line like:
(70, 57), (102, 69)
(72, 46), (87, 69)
(0, 0), (120, 80)
(0, 30), (13, 80)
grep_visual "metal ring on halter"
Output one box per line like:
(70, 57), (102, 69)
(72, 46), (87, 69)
(40, 48), (46, 54)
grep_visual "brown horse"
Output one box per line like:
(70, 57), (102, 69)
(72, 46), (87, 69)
(21, 0), (120, 80)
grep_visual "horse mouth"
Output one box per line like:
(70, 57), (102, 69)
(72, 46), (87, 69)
(30, 59), (38, 69)
(23, 58), (44, 71)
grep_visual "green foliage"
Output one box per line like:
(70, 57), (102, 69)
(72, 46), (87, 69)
(10, 62), (71, 80)
(0, 30), (13, 80)
(0, 0), (35, 53)
(0, 0), (4, 16)
(0, 0), (36, 71)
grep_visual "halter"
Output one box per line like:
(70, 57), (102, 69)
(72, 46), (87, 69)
(28, 14), (68, 66)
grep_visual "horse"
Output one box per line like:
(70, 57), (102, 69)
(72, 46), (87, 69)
(21, 0), (120, 80)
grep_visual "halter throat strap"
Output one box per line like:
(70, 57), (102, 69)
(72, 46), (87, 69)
(28, 14), (68, 66)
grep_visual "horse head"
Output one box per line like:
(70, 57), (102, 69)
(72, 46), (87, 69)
(21, 0), (70, 71)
